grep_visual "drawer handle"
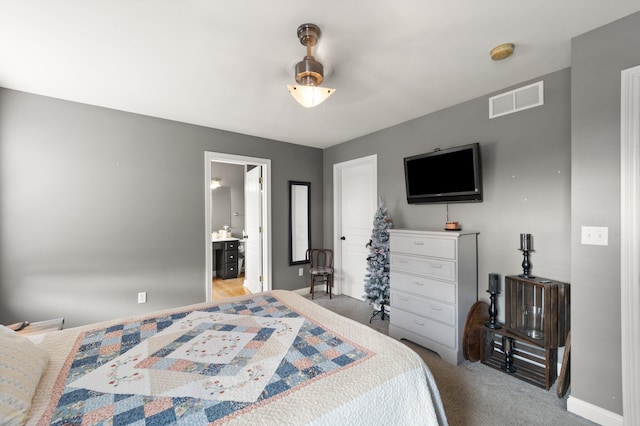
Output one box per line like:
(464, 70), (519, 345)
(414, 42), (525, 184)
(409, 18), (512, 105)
(430, 264), (443, 268)
(430, 306), (442, 311)
(399, 296), (409, 301)
(413, 320), (425, 326)
(413, 241), (424, 246)
(413, 281), (425, 286)
(398, 259), (409, 263)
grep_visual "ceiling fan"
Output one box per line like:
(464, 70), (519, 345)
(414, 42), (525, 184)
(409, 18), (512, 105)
(287, 23), (336, 108)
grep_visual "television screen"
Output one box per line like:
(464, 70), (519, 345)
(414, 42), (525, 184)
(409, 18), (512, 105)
(404, 143), (482, 203)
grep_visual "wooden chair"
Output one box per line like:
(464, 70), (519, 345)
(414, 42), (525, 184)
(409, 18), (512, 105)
(306, 249), (334, 299)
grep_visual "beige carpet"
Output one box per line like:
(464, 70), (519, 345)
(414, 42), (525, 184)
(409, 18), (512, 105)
(306, 293), (595, 426)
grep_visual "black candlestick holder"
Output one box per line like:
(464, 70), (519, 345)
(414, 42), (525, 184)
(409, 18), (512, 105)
(518, 249), (535, 278)
(501, 335), (517, 373)
(485, 289), (501, 329)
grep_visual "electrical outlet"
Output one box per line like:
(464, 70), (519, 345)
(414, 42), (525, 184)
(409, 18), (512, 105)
(298, 268), (304, 277)
(581, 226), (608, 246)
(138, 292), (147, 304)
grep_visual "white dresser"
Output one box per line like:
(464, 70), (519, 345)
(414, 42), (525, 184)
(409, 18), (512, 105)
(389, 229), (478, 365)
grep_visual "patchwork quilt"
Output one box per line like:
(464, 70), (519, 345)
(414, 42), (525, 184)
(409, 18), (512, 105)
(26, 290), (446, 425)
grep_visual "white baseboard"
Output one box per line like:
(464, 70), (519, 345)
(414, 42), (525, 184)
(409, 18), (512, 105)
(567, 396), (623, 426)
(292, 285), (328, 297)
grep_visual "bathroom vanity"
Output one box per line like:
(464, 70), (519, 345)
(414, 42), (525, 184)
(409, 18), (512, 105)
(212, 238), (240, 279)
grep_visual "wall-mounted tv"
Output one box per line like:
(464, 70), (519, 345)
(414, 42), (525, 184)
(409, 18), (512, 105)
(403, 142), (482, 204)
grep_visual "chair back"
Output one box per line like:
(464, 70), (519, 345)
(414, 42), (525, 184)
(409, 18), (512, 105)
(306, 248), (333, 270)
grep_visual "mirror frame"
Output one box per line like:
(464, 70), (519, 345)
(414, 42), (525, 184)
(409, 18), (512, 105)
(289, 181), (311, 265)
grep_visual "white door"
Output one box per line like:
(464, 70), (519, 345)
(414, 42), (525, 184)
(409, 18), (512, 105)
(244, 166), (263, 293)
(334, 155), (377, 300)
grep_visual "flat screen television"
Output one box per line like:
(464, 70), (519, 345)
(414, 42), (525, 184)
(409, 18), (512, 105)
(403, 142), (482, 204)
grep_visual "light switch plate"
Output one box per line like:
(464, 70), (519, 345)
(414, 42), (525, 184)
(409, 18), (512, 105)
(581, 226), (608, 246)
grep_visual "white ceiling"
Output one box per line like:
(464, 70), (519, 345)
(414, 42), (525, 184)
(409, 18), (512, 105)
(1, 1), (639, 149)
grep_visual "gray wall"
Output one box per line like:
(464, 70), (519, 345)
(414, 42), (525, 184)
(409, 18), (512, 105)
(0, 88), (323, 328)
(324, 68), (572, 315)
(570, 11), (640, 416)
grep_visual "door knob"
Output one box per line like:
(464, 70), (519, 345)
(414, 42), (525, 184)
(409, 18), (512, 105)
(340, 236), (346, 240)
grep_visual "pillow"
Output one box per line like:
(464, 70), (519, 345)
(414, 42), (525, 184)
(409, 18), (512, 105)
(0, 325), (49, 425)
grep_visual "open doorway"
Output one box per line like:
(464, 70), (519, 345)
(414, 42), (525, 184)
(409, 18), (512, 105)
(204, 152), (271, 302)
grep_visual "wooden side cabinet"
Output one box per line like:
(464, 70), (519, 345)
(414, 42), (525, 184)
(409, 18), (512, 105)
(503, 275), (570, 348)
(481, 328), (558, 390)
(481, 275), (570, 390)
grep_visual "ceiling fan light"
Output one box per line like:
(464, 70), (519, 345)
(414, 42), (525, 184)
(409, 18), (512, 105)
(288, 23), (335, 108)
(287, 84), (336, 108)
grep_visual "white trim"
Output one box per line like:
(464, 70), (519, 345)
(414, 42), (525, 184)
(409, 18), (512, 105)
(567, 396), (623, 426)
(204, 152), (272, 302)
(332, 154), (377, 296)
(620, 64), (640, 426)
(291, 285), (327, 297)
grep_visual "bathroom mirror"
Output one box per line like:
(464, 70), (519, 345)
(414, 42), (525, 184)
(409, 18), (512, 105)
(289, 181), (311, 265)
(211, 186), (231, 236)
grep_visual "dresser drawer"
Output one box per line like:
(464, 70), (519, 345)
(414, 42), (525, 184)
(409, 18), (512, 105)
(224, 263), (238, 278)
(391, 235), (456, 260)
(225, 251), (238, 263)
(391, 254), (456, 282)
(391, 291), (455, 325)
(390, 271), (455, 303)
(392, 309), (456, 349)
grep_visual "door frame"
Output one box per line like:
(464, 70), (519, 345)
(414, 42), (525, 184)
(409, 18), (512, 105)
(332, 154), (377, 296)
(620, 64), (640, 426)
(204, 152), (272, 302)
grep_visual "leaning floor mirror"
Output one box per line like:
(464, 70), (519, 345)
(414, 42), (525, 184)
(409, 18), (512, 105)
(289, 181), (311, 265)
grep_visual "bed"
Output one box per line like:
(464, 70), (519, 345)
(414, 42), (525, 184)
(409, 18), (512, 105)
(2, 290), (447, 425)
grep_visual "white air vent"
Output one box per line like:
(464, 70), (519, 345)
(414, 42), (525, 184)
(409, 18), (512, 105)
(489, 81), (544, 119)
